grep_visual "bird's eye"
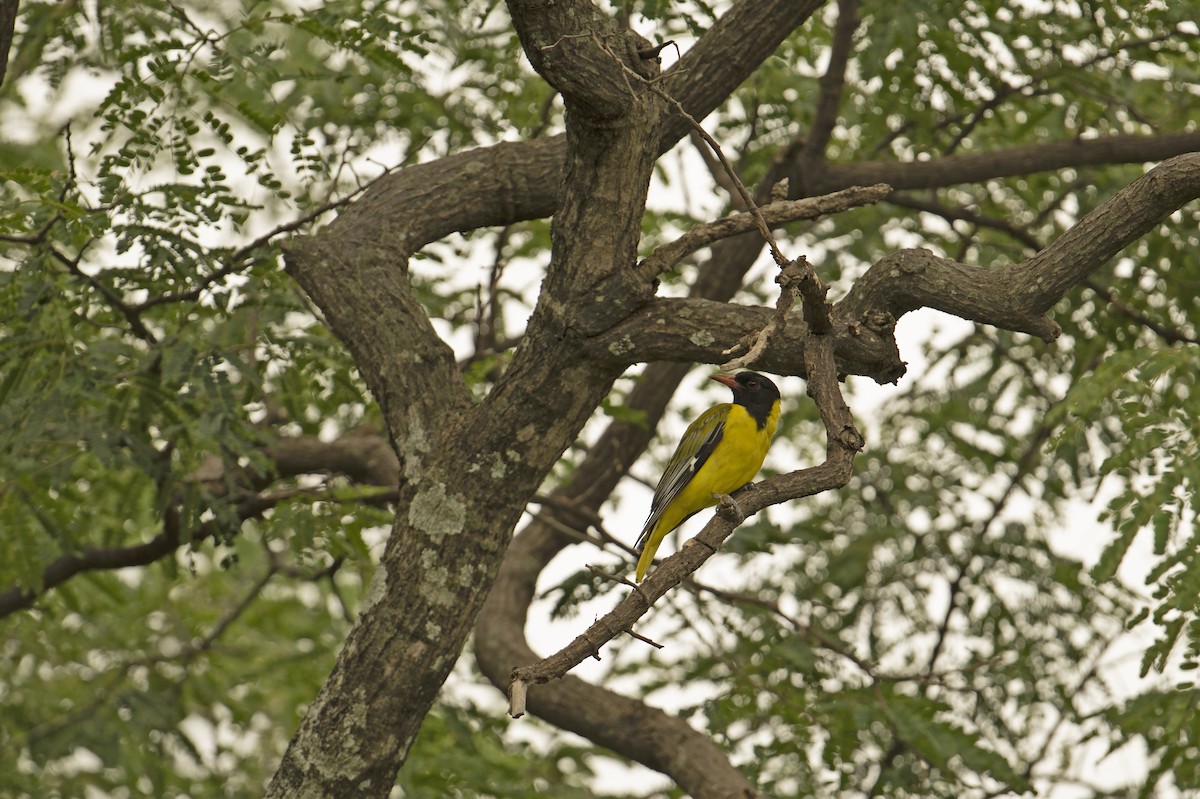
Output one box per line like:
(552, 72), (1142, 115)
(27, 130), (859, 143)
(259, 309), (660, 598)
(747, 380), (759, 389)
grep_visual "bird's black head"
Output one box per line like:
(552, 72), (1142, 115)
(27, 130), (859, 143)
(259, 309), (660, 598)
(711, 371), (781, 429)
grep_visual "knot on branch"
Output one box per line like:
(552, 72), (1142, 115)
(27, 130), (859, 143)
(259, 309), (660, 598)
(713, 492), (746, 524)
(786, 255), (833, 336)
(769, 177), (790, 203)
(838, 424), (866, 452)
(861, 308), (896, 335)
(1027, 317), (1063, 343)
(890, 247), (936, 273)
(637, 39), (678, 62)
(775, 257), (808, 291)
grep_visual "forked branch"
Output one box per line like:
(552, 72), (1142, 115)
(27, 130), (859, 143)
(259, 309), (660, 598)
(507, 332), (862, 716)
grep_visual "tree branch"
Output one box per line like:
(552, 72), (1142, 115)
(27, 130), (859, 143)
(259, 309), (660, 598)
(1016, 152), (1200, 313)
(638, 183), (890, 279)
(0, 0), (17, 90)
(508, 332), (862, 705)
(507, 0), (653, 119)
(802, 0), (859, 165)
(591, 156), (1200, 391)
(659, 0), (826, 147)
(842, 248), (1065, 341)
(837, 152), (1200, 338)
(586, 295), (905, 383)
(802, 130), (1200, 196)
(0, 513), (183, 619)
(889, 192), (1200, 345)
(0, 433), (398, 619)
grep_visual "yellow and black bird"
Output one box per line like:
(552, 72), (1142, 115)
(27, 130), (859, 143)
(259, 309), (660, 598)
(634, 371), (781, 581)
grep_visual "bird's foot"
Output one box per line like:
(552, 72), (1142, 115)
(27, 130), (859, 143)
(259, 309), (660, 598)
(713, 492), (744, 524)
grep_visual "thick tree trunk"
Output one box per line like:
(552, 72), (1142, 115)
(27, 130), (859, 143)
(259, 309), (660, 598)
(265, 3), (669, 794)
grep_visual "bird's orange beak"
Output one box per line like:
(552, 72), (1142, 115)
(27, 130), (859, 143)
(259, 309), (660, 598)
(710, 373), (738, 389)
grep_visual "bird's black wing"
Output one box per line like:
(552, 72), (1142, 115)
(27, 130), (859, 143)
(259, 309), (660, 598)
(635, 404), (728, 552)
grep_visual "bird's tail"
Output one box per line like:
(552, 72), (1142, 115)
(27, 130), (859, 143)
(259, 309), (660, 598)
(634, 519), (659, 582)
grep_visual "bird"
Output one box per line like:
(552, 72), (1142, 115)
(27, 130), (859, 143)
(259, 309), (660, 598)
(634, 370), (781, 581)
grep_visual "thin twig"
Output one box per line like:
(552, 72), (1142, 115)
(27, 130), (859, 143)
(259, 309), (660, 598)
(53, 246), (158, 344)
(586, 563), (650, 605)
(638, 183), (890, 279)
(132, 189), (366, 312)
(640, 78), (787, 268)
(624, 627), (664, 649)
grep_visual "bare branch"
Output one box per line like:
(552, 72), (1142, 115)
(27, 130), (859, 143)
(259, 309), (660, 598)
(508, 333), (862, 700)
(1018, 152), (1200, 314)
(805, 0), (860, 163)
(805, 131), (1200, 195)
(587, 295), (905, 383)
(890, 191), (1200, 345)
(0, 0), (17, 89)
(689, 129), (745, 206)
(0, 433), (398, 619)
(837, 153), (1200, 342)
(638, 183), (890, 279)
